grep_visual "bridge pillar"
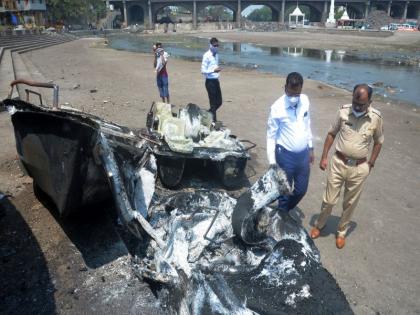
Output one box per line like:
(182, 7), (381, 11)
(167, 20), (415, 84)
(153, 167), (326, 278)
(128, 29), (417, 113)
(402, 1), (408, 20)
(322, 1), (328, 22)
(123, 0), (128, 25)
(364, 1), (370, 18)
(236, 0), (242, 28)
(193, 0), (197, 29)
(387, 1), (392, 15)
(148, 0), (152, 28)
(281, 0), (285, 23)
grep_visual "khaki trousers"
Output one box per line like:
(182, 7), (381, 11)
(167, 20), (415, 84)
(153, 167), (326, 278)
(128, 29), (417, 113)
(315, 153), (370, 237)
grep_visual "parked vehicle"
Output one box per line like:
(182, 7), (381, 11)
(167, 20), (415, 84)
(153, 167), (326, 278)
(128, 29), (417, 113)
(401, 24), (417, 31)
(385, 23), (418, 31)
(13, 25), (25, 31)
(354, 22), (372, 30)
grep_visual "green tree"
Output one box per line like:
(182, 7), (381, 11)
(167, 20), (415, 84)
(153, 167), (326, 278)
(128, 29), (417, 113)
(334, 7), (344, 20)
(246, 7), (272, 22)
(46, 0), (106, 25)
(203, 6), (233, 21)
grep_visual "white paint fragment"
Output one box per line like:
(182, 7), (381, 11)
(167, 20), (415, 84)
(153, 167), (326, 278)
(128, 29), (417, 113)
(285, 284), (311, 308)
(6, 106), (17, 115)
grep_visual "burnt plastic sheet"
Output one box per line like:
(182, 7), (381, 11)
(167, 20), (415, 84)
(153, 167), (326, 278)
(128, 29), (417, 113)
(134, 189), (352, 314)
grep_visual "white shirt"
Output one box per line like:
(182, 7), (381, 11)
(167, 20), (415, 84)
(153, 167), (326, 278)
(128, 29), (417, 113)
(155, 51), (169, 73)
(201, 50), (219, 79)
(266, 94), (313, 164)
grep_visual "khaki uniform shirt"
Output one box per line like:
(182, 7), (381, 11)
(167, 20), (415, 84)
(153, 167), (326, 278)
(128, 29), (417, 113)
(329, 104), (384, 159)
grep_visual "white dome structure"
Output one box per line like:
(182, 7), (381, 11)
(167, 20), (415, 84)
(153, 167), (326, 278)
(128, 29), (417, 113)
(289, 6), (305, 27)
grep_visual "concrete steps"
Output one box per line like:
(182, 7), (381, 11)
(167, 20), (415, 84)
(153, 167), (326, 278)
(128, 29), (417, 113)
(0, 33), (75, 101)
(2, 37), (66, 49)
(12, 52), (34, 99)
(17, 53), (51, 105)
(0, 50), (18, 99)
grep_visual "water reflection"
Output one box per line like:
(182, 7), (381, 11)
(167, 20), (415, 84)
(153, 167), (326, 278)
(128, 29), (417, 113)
(108, 34), (420, 106)
(270, 47), (280, 56)
(233, 42), (241, 53)
(229, 43), (351, 63)
(325, 50), (333, 63)
(283, 47), (304, 57)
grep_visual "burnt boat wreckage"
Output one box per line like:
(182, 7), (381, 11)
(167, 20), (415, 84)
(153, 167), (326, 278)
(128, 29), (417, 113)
(1, 80), (352, 314)
(146, 101), (254, 188)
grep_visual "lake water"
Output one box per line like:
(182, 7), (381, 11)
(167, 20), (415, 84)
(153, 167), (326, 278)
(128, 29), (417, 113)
(109, 34), (420, 107)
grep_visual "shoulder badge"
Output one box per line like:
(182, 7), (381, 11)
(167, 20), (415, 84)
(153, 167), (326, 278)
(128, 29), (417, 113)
(340, 104), (352, 114)
(371, 107), (382, 118)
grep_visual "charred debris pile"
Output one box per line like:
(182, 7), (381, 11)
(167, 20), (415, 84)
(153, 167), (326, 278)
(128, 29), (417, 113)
(2, 94), (352, 314)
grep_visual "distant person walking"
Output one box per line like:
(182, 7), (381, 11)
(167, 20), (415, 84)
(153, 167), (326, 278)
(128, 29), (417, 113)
(310, 84), (384, 249)
(153, 42), (170, 103)
(266, 72), (314, 213)
(201, 37), (222, 122)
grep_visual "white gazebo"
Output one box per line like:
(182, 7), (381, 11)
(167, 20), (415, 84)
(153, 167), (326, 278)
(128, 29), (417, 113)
(341, 8), (350, 20)
(289, 6), (305, 27)
(337, 9), (356, 29)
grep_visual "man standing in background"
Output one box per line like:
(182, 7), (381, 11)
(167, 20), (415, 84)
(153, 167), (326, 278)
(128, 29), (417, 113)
(153, 42), (170, 104)
(201, 37), (222, 122)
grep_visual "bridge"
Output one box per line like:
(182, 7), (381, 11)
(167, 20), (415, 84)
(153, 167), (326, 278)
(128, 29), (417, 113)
(105, 0), (420, 28)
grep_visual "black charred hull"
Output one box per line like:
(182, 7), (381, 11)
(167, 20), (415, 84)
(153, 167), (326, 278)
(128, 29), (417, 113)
(11, 106), (110, 216)
(2, 99), (156, 239)
(154, 142), (248, 188)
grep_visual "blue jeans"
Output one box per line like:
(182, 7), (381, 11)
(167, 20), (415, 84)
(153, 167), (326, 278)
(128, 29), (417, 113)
(275, 145), (310, 212)
(156, 75), (169, 98)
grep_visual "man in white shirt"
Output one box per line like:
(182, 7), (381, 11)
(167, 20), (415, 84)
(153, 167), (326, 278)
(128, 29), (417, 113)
(201, 37), (222, 122)
(267, 72), (314, 212)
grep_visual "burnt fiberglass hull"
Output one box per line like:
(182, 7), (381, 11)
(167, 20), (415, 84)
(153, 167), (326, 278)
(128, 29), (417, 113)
(2, 98), (157, 239)
(2, 97), (352, 314)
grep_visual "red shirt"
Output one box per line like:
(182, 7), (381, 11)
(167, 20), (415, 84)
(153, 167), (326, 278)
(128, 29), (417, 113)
(158, 64), (168, 77)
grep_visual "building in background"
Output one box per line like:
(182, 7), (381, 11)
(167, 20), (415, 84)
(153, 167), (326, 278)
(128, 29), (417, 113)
(0, 0), (47, 27)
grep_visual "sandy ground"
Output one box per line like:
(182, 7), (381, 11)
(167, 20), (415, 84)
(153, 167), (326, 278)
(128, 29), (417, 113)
(1, 31), (420, 314)
(199, 30), (420, 52)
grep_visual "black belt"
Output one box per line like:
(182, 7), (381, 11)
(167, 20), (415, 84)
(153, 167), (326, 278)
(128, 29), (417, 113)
(336, 151), (367, 166)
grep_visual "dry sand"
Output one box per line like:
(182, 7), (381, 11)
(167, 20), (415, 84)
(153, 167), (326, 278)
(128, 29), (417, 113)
(1, 31), (420, 314)
(198, 30), (420, 52)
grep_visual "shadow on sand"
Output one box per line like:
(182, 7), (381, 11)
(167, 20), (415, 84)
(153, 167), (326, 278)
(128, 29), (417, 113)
(0, 192), (56, 314)
(33, 185), (129, 269)
(309, 214), (357, 237)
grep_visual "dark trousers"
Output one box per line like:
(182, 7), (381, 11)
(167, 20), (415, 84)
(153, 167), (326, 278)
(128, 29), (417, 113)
(275, 145), (310, 212)
(205, 78), (222, 121)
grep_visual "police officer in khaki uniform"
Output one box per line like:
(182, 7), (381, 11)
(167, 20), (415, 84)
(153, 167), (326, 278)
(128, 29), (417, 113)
(310, 84), (384, 249)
